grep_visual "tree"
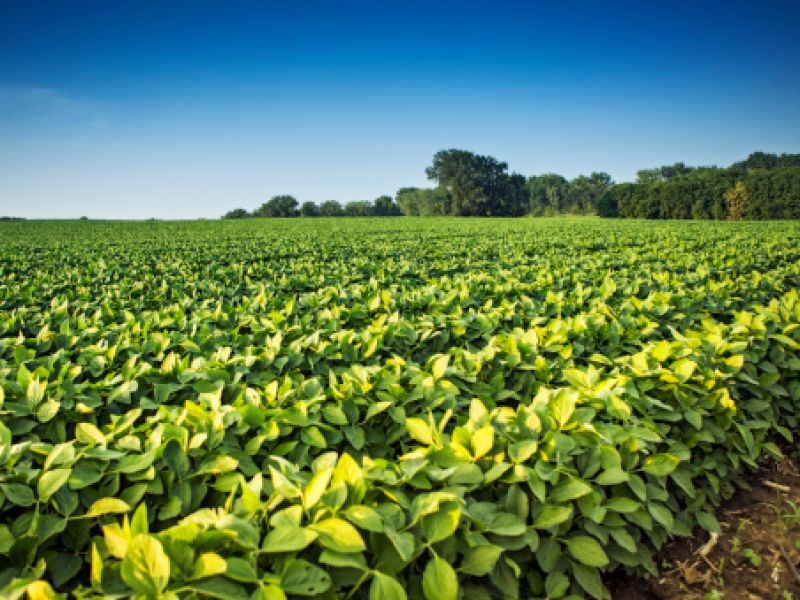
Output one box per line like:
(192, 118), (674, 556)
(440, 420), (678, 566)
(396, 187), (445, 216)
(223, 208), (251, 219)
(344, 200), (373, 217)
(254, 195), (299, 218)
(595, 189), (619, 217)
(319, 200), (344, 217)
(725, 181), (750, 220)
(426, 149), (510, 216)
(499, 173), (528, 216)
(373, 195), (402, 216)
(527, 174), (568, 214)
(300, 201), (320, 217)
(563, 172), (612, 213)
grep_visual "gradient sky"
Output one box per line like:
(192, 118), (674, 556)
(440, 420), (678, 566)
(1, 1), (799, 219)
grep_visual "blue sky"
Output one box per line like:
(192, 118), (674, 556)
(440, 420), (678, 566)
(1, 1), (799, 219)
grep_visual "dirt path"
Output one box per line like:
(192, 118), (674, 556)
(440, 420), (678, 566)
(609, 455), (800, 599)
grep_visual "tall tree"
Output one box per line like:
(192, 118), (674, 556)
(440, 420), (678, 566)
(319, 200), (344, 217)
(426, 149), (509, 216)
(527, 174), (568, 214)
(344, 201), (373, 217)
(373, 195), (402, 216)
(254, 195), (299, 218)
(300, 201), (320, 217)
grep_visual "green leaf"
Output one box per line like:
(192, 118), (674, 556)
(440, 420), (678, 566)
(252, 583), (287, 600)
(186, 577), (248, 599)
(607, 497), (640, 513)
(648, 503), (673, 529)
(571, 562), (606, 599)
(696, 511), (721, 534)
(641, 453), (680, 476)
(116, 449), (157, 474)
(38, 468), (72, 501)
(131, 503), (149, 536)
(344, 505), (384, 533)
(549, 476), (593, 502)
(36, 400), (60, 422)
(86, 497), (132, 517)
(595, 467), (629, 485)
(302, 467), (333, 510)
(370, 572), (407, 600)
(319, 549), (368, 570)
(486, 512), (527, 536)
(472, 425), (494, 459)
(192, 552), (227, 579)
(650, 340), (672, 362)
(545, 571), (570, 598)
(225, 557), (258, 582)
(406, 417), (435, 445)
(459, 544), (503, 576)
(422, 556), (458, 600)
(261, 526), (318, 553)
(385, 528), (415, 562)
(44, 442), (75, 471)
(197, 455), (239, 475)
(310, 518), (366, 553)
(551, 389), (578, 428)
(75, 422), (106, 446)
(0, 525), (14, 553)
(281, 559), (331, 596)
(508, 440), (538, 463)
(533, 504), (573, 529)
(566, 535), (609, 567)
(430, 354), (450, 379)
(0, 484), (35, 507)
(120, 534), (170, 596)
(421, 502), (460, 544)
(672, 358), (697, 382)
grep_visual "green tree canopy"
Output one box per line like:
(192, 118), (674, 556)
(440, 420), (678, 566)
(222, 208), (251, 219)
(426, 149), (512, 216)
(373, 195), (403, 216)
(254, 195), (299, 218)
(319, 200), (344, 217)
(300, 201), (320, 217)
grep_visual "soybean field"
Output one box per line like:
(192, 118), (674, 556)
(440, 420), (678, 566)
(1, 217), (799, 599)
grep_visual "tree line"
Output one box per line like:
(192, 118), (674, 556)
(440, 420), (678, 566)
(597, 152), (800, 219)
(223, 150), (800, 220)
(223, 195), (402, 219)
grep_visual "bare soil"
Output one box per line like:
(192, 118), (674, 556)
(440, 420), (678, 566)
(608, 455), (800, 600)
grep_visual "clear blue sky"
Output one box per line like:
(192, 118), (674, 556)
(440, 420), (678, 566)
(1, 0), (799, 218)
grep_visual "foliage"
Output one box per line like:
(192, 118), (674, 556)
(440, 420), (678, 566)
(344, 201), (374, 217)
(319, 200), (345, 217)
(1, 217), (799, 599)
(598, 155), (800, 220)
(725, 182), (750, 221)
(300, 202), (320, 218)
(373, 196), (404, 217)
(254, 196), (300, 218)
(395, 188), (446, 217)
(425, 149), (528, 216)
(223, 208), (253, 219)
(221, 151), (800, 221)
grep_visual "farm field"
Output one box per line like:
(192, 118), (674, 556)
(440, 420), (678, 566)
(1, 217), (800, 599)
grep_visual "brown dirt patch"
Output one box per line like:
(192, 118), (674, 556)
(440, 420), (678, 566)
(608, 455), (800, 600)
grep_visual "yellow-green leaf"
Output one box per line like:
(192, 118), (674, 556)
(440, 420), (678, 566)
(86, 497), (132, 518)
(121, 534), (170, 596)
(310, 518), (366, 553)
